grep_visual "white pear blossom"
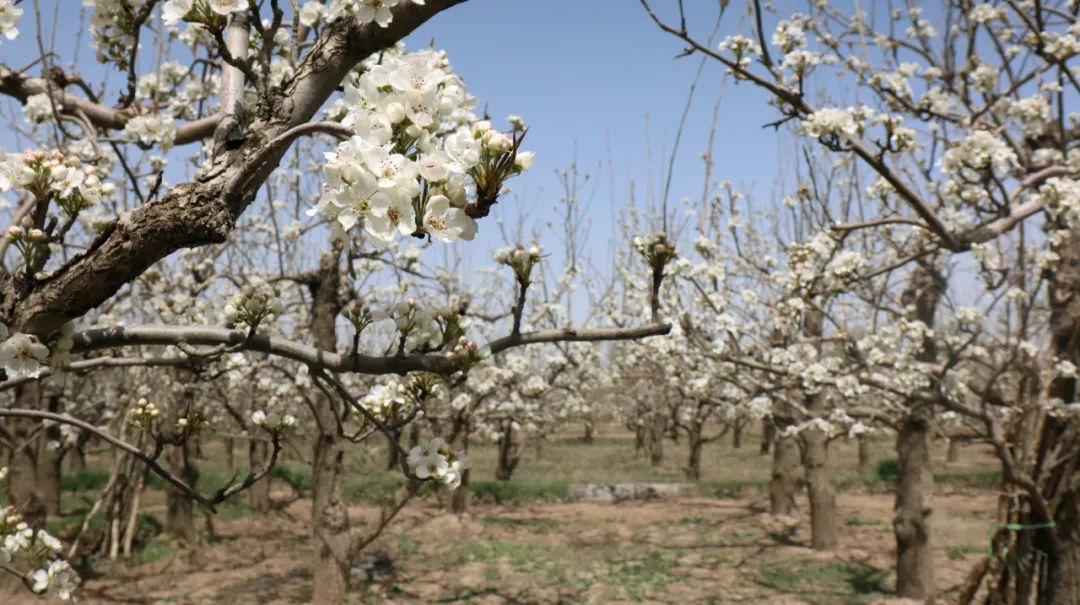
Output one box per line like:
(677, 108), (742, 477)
(122, 113), (178, 151)
(208, 0), (247, 16)
(162, 0), (192, 24)
(0, 0), (22, 42)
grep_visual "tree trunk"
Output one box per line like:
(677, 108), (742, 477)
(249, 438), (271, 514)
(312, 419), (350, 604)
(495, 420), (518, 481)
(385, 429), (402, 471)
(308, 251), (351, 605)
(857, 435), (873, 475)
(895, 407), (934, 599)
(450, 468), (470, 514)
(893, 260), (943, 599)
(224, 437), (235, 471)
(770, 418), (798, 516)
(166, 439), (198, 543)
(946, 438), (959, 463)
(583, 420), (594, 443)
(449, 430), (470, 514)
(648, 417), (665, 466)
(760, 418), (774, 456)
(802, 419), (837, 550)
(732, 422), (742, 449)
(7, 383), (46, 526)
(165, 370), (199, 543)
(800, 308), (837, 551)
(38, 394), (63, 517)
(685, 422), (703, 480)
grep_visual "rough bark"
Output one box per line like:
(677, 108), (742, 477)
(248, 439), (271, 514)
(802, 409), (837, 550)
(307, 251), (350, 605)
(385, 429), (402, 471)
(38, 394), (63, 517)
(857, 435), (873, 475)
(894, 261), (943, 600)
(495, 420), (519, 481)
(1022, 222), (1080, 605)
(224, 437), (235, 471)
(165, 371), (199, 543)
(946, 438), (960, 463)
(895, 407), (934, 599)
(165, 440), (198, 543)
(685, 420), (704, 480)
(760, 418), (774, 456)
(800, 308), (837, 551)
(769, 415), (799, 516)
(647, 416), (666, 466)
(6, 382), (46, 526)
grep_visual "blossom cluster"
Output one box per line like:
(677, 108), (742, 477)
(0, 0), (21, 43)
(311, 48), (532, 245)
(494, 245), (542, 285)
(406, 436), (467, 489)
(0, 507), (78, 601)
(123, 113), (179, 152)
(251, 409), (297, 432)
(0, 150), (116, 215)
(162, 0), (247, 26)
(223, 279), (286, 331)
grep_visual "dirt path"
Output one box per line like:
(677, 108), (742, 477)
(8, 490), (997, 604)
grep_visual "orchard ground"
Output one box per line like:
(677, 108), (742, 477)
(3, 427), (1000, 604)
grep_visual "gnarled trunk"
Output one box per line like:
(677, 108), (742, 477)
(857, 435), (872, 475)
(800, 308), (836, 550)
(894, 261), (942, 599)
(760, 418), (774, 456)
(802, 415), (837, 550)
(38, 394), (63, 517)
(308, 250), (351, 605)
(895, 407), (934, 599)
(770, 415), (798, 515)
(165, 439), (199, 543)
(249, 438), (271, 514)
(7, 383), (46, 526)
(946, 438), (960, 463)
(495, 419), (519, 481)
(165, 371), (199, 543)
(685, 422), (704, 480)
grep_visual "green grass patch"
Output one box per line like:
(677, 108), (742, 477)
(934, 469), (1001, 489)
(875, 458), (900, 483)
(753, 559), (889, 604)
(60, 467), (110, 492)
(480, 515), (559, 531)
(271, 463), (313, 494)
(469, 479), (568, 504)
(345, 472), (404, 504)
(129, 536), (178, 566)
(601, 550), (678, 601)
(843, 514), (882, 527)
(449, 539), (573, 579)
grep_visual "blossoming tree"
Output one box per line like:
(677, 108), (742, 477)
(0, 1), (672, 602)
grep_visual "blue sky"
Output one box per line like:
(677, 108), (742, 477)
(0, 1), (787, 304)
(402, 0), (786, 278)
